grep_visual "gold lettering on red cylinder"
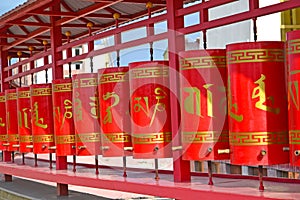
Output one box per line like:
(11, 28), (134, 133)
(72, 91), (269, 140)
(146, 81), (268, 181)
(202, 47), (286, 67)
(32, 102), (48, 129)
(289, 70), (300, 110)
(103, 92), (120, 124)
(74, 92), (83, 121)
(54, 99), (73, 129)
(18, 108), (31, 129)
(89, 95), (100, 119)
(252, 74), (280, 114)
(228, 76), (243, 122)
(133, 87), (166, 126)
(0, 118), (5, 127)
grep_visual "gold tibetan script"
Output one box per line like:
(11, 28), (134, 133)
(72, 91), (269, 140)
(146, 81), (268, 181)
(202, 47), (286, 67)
(54, 99), (73, 129)
(90, 95), (100, 119)
(32, 102), (48, 129)
(18, 108), (31, 129)
(103, 92), (120, 124)
(227, 76), (243, 122)
(74, 92), (82, 121)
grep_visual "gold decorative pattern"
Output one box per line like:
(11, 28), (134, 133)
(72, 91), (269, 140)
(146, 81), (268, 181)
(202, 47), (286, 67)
(31, 88), (52, 96)
(20, 135), (33, 143)
(180, 56), (226, 70)
(130, 67), (168, 79)
(73, 78), (97, 88)
(33, 135), (54, 143)
(287, 39), (300, 54)
(289, 130), (300, 144)
(18, 91), (30, 99)
(182, 131), (229, 143)
(0, 135), (7, 142)
(230, 131), (288, 146)
(76, 133), (100, 143)
(8, 134), (19, 142)
(6, 93), (17, 100)
(55, 135), (75, 144)
(132, 132), (172, 144)
(102, 133), (131, 143)
(99, 72), (127, 84)
(227, 49), (284, 64)
(53, 83), (72, 93)
(0, 95), (5, 102)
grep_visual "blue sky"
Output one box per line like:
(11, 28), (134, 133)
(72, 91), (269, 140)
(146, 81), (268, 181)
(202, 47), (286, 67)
(0, 0), (27, 15)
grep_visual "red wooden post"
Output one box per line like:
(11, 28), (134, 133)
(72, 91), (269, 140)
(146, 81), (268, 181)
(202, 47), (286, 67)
(166, 0), (191, 182)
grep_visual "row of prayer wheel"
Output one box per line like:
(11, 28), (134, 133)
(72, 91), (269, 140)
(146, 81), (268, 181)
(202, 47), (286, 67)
(1, 30), (300, 167)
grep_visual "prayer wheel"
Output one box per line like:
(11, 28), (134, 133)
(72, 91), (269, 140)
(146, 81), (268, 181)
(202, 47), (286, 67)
(129, 61), (172, 159)
(5, 89), (19, 152)
(179, 50), (229, 161)
(72, 73), (101, 156)
(227, 41), (289, 165)
(17, 87), (33, 153)
(287, 30), (300, 166)
(30, 83), (55, 154)
(52, 79), (75, 156)
(0, 93), (7, 150)
(98, 67), (132, 157)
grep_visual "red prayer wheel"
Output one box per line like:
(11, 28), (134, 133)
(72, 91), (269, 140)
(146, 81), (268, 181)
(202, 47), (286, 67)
(98, 67), (132, 157)
(0, 93), (7, 150)
(179, 50), (229, 161)
(287, 30), (300, 166)
(227, 41), (289, 165)
(129, 61), (172, 159)
(72, 73), (101, 156)
(52, 79), (75, 156)
(5, 89), (19, 152)
(30, 83), (55, 154)
(17, 87), (33, 153)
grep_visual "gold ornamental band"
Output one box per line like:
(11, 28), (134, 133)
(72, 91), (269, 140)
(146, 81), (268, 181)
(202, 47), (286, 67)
(73, 78), (97, 88)
(99, 72), (127, 84)
(289, 130), (300, 145)
(6, 93), (17, 100)
(18, 91), (30, 99)
(130, 67), (169, 79)
(180, 56), (226, 70)
(287, 39), (300, 54)
(8, 134), (19, 142)
(76, 133), (100, 143)
(182, 131), (229, 144)
(227, 49), (284, 64)
(20, 135), (33, 143)
(102, 132), (131, 143)
(55, 135), (75, 144)
(132, 132), (172, 144)
(230, 131), (288, 146)
(33, 135), (54, 143)
(31, 88), (52, 96)
(0, 135), (7, 142)
(0, 96), (5, 102)
(53, 83), (72, 93)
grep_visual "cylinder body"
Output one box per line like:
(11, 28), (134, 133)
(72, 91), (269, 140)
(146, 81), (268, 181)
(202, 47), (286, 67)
(53, 79), (75, 156)
(227, 41), (289, 165)
(98, 67), (132, 157)
(0, 93), (7, 151)
(179, 50), (229, 161)
(30, 84), (55, 154)
(72, 73), (101, 156)
(17, 87), (33, 153)
(129, 61), (172, 159)
(6, 89), (19, 152)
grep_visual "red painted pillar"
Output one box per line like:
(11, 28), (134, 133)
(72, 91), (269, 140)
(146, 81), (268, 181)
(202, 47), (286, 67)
(166, 0), (191, 182)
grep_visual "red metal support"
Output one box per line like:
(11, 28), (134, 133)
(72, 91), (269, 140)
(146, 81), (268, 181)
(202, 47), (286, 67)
(166, 0), (191, 182)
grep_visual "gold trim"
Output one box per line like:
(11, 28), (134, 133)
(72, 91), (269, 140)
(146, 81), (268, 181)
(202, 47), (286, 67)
(227, 49), (284, 64)
(289, 130), (300, 144)
(31, 88), (52, 96)
(99, 72), (127, 84)
(230, 131), (288, 146)
(180, 56), (226, 70)
(20, 135), (33, 143)
(132, 132), (172, 144)
(76, 133), (100, 143)
(287, 39), (300, 54)
(182, 131), (229, 143)
(6, 93), (17, 100)
(130, 67), (168, 79)
(33, 135), (54, 143)
(17, 91), (30, 99)
(102, 132), (131, 143)
(55, 135), (75, 144)
(8, 134), (19, 142)
(53, 83), (72, 92)
(73, 78), (97, 88)
(0, 96), (5, 102)
(0, 135), (7, 142)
